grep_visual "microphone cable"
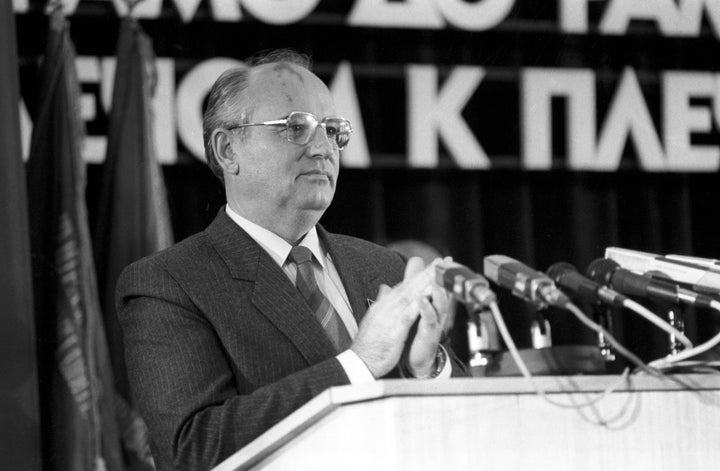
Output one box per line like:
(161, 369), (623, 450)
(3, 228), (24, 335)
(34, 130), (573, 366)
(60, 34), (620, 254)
(649, 299), (720, 370)
(482, 296), (633, 411)
(558, 299), (660, 377)
(621, 298), (693, 350)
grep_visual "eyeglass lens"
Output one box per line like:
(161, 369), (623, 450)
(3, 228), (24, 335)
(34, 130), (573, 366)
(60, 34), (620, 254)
(287, 112), (351, 149)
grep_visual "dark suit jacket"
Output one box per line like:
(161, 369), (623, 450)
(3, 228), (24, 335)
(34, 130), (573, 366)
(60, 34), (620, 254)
(116, 209), (466, 470)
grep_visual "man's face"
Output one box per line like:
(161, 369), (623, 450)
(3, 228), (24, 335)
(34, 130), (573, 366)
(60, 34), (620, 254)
(230, 64), (340, 220)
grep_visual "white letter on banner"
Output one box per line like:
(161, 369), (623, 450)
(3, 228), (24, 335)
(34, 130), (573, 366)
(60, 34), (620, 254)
(241, 0), (319, 25)
(600, 0), (679, 36)
(13, 0), (29, 13)
(329, 62), (370, 168)
(169, 0), (242, 22)
(663, 71), (719, 171)
(407, 65), (488, 168)
(522, 68), (595, 170)
(177, 58), (242, 162)
(558, 0), (594, 33)
(100, 59), (114, 112)
(111, 0), (162, 18)
(170, 0), (203, 22)
(77, 57), (177, 164)
(209, 0), (243, 22)
(76, 57), (105, 163)
(113, 0), (241, 21)
(595, 68), (665, 171)
(76, 57), (100, 122)
(675, 0), (720, 38)
(113, 0), (240, 21)
(55, 0), (80, 14)
(348, 0), (443, 29)
(151, 59), (177, 164)
(100, 57), (177, 164)
(19, 100), (32, 162)
(433, 0), (514, 30)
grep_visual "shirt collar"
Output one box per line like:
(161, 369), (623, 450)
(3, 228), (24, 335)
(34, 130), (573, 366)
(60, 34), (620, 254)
(225, 205), (326, 268)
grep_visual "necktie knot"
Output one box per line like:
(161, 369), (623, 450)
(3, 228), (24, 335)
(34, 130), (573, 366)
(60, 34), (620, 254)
(289, 245), (314, 266)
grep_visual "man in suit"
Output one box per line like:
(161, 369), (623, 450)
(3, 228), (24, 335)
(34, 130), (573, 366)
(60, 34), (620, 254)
(116, 49), (467, 471)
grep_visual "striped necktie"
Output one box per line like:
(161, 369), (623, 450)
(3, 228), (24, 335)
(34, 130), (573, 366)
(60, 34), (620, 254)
(288, 246), (352, 352)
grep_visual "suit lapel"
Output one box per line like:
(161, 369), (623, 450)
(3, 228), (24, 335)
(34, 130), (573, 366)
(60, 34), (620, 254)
(205, 210), (336, 364)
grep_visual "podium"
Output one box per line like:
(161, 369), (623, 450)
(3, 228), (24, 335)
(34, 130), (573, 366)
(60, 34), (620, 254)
(213, 374), (720, 470)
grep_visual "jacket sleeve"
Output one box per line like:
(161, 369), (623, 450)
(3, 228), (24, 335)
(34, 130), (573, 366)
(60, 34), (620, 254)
(116, 259), (350, 471)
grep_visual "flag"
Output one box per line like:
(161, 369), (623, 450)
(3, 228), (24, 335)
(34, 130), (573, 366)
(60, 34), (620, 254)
(0, 2), (42, 469)
(92, 17), (173, 470)
(26, 9), (123, 471)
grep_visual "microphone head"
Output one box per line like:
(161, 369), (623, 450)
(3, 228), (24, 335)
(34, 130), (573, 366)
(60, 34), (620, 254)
(587, 258), (620, 286)
(587, 258), (678, 301)
(435, 262), (482, 290)
(546, 262), (579, 282)
(484, 254), (569, 308)
(483, 254), (514, 285)
(609, 269), (654, 298)
(547, 261), (597, 296)
(436, 261), (495, 305)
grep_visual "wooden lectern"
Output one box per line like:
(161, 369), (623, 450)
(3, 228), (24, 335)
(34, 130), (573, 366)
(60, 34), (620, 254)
(213, 375), (720, 470)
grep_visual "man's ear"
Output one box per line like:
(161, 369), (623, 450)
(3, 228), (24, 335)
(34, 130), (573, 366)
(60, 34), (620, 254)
(210, 128), (240, 175)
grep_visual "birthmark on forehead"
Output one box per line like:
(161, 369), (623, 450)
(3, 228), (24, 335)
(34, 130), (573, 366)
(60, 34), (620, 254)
(271, 63), (305, 83)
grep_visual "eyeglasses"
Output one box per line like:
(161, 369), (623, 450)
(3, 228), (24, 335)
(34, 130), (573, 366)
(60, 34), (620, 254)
(230, 111), (353, 150)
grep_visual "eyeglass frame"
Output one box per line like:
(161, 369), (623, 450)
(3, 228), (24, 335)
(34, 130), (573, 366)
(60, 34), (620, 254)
(228, 111), (353, 150)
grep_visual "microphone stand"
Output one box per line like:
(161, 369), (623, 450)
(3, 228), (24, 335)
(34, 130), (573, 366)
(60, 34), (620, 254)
(643, 270), (687, 356)
(530, 310), (552, 349)
(666, 306), (685, 356)
(466, 302), (500, 376)
(591, 303), (616, 362)
(639, 298), (686, 357)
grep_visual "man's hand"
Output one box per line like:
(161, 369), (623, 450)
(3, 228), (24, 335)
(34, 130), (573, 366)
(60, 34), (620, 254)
(405, 258), (452, 377)
(350, 257), (436, 378)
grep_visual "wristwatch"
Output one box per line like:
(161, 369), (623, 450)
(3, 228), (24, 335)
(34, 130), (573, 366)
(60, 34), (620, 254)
(401, 345), (448, 379)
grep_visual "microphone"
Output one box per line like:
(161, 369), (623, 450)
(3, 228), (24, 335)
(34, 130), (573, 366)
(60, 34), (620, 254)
(546, 262), (622, 360)
(435, 261), (496, 306)
(605, 247), (720, 296)
(586, 258), (714, 308)
(546, 262), (627, 308)
(483, 255), (570, 308)
(666, 254), (720, 271)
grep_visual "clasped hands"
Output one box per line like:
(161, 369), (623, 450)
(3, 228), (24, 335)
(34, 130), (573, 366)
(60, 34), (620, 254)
(351, 257), (453, 379)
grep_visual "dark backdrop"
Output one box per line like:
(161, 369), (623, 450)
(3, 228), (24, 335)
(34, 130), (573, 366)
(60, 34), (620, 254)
(17, 0), (720, 368)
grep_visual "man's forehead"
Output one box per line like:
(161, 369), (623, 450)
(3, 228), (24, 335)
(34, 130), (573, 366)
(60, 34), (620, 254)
(246, 63), (334, 112)
(251, 62), (310, 88)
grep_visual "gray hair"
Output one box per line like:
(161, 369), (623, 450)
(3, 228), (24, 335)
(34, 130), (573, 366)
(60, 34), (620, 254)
(202, 49), (313, 182)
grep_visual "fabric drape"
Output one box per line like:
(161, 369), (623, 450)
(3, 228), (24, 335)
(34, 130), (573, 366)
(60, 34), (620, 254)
(92, 18), (173, 470)
(26, 10), (124, 471)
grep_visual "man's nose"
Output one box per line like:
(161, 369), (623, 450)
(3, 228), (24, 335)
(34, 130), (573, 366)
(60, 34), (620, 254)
(306, 124), (334, 158)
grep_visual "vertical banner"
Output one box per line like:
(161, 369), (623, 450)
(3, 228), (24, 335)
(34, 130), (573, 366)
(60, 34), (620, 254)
(93, 18), (174, 470)
(0, 2), (41, 469)
(25, 10), (124, 471)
